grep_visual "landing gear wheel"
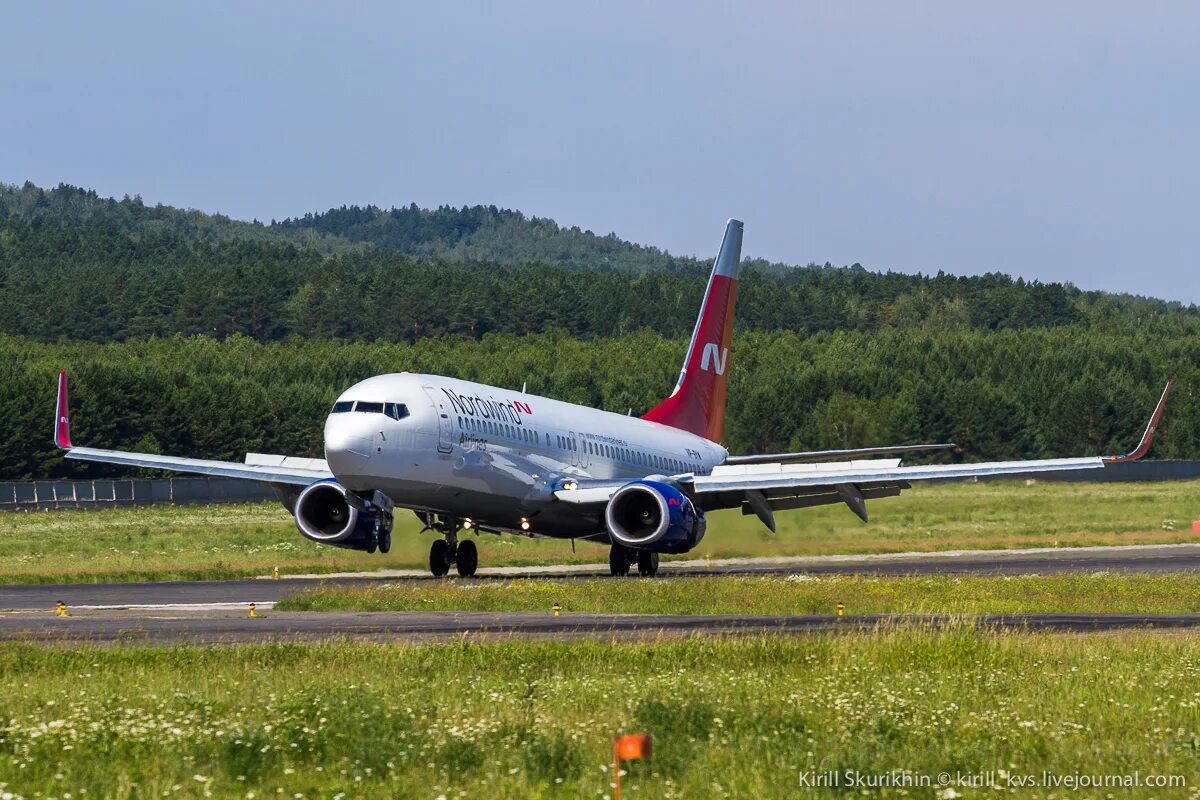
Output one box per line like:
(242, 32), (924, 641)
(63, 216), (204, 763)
(609, 544), (631, 577)
(374, 513), (393, 555)
(637, 551), (659, 577)
(429, 539), (451, 577)
(456, 539), (478, 577)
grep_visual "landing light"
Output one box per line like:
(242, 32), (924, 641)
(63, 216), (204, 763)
(563, 479), (578, 491)
(463, 518), (474, 530)
(520, 518), (531, 531)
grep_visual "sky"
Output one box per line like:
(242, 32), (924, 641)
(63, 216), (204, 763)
(2, 2), (1198, 301)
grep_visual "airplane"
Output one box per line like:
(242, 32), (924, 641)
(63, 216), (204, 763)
(52, 219), (1173, 578)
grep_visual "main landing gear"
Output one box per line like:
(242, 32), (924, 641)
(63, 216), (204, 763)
(421, 514), (478, 578)
(609, 544), (659, 577)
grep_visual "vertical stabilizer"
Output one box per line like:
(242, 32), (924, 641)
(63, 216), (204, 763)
(54, 370), (73, 449)
(642, 219), (743, 442)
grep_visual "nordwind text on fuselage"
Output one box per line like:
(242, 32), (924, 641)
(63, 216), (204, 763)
(442, 388), (532, 426)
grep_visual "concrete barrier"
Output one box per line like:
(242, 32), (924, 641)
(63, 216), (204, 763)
(0, 477), (275, 511)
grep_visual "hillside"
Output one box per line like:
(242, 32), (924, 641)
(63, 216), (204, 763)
(0, 181), (360, 254)
(2, 182), (1193, 345)
(1, 181), (1195, 476)
(274, 203), (687, 272)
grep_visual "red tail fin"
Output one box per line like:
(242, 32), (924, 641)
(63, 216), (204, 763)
(642, 219), (743, 442)
(54, 370), (73, 449)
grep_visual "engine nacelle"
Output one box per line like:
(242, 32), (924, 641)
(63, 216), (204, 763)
(294, 480), (376, 551)
(604, 480), (706, 554)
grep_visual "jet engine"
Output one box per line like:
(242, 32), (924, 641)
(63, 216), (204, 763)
(604, 480), (706, 554)
(293, 480), (377, 550)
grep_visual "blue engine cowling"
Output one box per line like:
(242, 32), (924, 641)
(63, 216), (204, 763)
(294, 479), (377, 551)
(604, 480), (706, 554)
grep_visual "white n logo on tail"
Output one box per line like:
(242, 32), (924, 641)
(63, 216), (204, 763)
(700, 343), (728, 375)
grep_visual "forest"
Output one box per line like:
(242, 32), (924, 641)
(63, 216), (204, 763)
(0, 181), (1195, 478)
(1, 327), (1191, 480)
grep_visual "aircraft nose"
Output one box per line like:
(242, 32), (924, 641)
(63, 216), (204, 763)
(324, 419), (373, 476)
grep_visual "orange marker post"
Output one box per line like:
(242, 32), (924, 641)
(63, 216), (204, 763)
(612, 733), (651, 800)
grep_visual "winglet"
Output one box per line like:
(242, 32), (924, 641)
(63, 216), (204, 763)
(54, 370), (73, 450)
(1106, 378), (1173, 463)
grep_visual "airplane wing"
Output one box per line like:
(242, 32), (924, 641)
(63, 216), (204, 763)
(53, 371), (332, 486)
(556, 378), (1174, 532)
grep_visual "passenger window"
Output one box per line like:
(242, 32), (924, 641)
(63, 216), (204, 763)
(355, 401), (384, 414)
(331, 401), (354, 413)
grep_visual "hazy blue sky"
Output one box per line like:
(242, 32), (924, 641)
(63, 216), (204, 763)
(3, 2), (1198, 301)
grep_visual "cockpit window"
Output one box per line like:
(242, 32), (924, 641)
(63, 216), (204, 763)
(331, 401), (354, 413)
(346, 401), (409, 420)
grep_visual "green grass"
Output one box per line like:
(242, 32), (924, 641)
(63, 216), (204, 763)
(0, 632), (1199, 798)
(1, 479), (1198, 583)
(278, 573), (1200, 615)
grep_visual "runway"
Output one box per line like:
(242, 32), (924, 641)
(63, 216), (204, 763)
(2, 543), (1200, 644)
(2, 543), (1200, 613)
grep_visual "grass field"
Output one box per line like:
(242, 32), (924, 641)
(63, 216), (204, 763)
(277, 573), (1200, 615)
(1, 631), (1199, 798)
(1, 479), (1198, 583)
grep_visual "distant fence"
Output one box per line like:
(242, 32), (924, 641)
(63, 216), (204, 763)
(0, 477), (275, 511)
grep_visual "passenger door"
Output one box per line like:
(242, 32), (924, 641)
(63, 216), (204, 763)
(422, 385), (455, 454)
(568, 431), (582, 469)
(577, 434), (590, 470)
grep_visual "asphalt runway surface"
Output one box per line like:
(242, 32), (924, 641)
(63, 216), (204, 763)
(3, 543), (1200, 644)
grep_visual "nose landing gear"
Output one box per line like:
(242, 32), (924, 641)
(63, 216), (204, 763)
(365, 491), (394, 555)
(371, 512), (392, 555)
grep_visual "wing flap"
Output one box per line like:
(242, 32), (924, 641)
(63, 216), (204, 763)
(724, 443), (956, 465)
(693, 456), (1105, 495)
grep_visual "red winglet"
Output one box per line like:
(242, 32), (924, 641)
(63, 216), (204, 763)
(1106, 378), (1173, 463)
(54, 370), (73, 449)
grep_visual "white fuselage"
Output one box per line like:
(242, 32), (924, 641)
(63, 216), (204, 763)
(323, 373), (728, 538)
